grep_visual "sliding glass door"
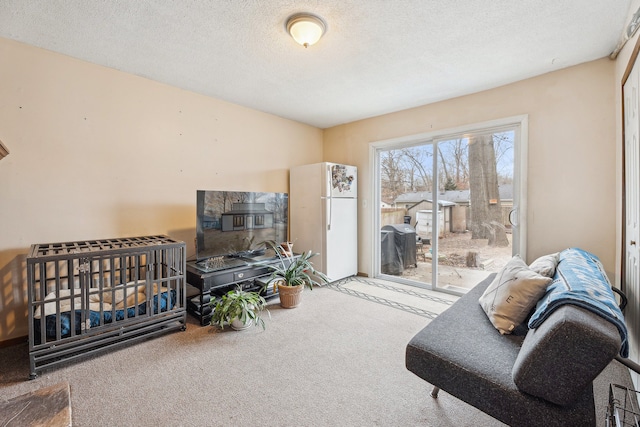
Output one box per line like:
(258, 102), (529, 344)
(373, 118), (526, 294)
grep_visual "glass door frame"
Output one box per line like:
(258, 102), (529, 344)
(369, 115), (529, 294)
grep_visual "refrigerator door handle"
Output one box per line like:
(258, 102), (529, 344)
(326, 163), (332, 230)
(321, 196), (332, 230)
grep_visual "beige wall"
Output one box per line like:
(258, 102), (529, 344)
(0, 35), (624, 344)
(0, 38), (323, 342)
(324, 58), (617, 278)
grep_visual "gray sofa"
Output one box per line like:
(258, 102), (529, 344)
(406, 250), (626, 426)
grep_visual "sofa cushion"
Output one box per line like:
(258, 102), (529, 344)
(513, 248), (624, 406)
(528, 248), (628, 357)
(478, 256), (552, 334)
(512, 304), (621, 406)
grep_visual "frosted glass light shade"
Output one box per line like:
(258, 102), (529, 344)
(286, 13), (326, 48)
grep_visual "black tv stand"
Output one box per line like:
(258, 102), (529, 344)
(194, 256), (248, 273)
(186, 255), (295, 326)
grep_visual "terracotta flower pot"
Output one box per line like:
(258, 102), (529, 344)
(276, 282), (304, 308)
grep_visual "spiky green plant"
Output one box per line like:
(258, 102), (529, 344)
(262, 241), (329, 290)
(210, 286), (268, 330)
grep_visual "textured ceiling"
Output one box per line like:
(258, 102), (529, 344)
(0, 1), (634, 128)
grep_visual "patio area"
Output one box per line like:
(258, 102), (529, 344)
(394, 231), (513, 292)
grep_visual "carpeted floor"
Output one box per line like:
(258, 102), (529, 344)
(0, 277), (634, 426)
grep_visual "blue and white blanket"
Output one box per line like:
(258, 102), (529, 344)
(528, 248), (629, 357)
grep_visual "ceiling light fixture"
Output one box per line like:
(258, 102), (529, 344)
(286, 13), (326, 48)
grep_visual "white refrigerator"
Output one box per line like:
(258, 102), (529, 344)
(290, 162), (358, 282)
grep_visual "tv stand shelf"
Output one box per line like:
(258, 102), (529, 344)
(186, 256), (294, 326)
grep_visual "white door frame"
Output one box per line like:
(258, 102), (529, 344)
(622, 46), (640, 390)
(369, 115), (528, 290)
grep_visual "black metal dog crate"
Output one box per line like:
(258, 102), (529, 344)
(27, 235), (186, 379)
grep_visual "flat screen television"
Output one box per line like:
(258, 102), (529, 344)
(195, 190), (288, 271)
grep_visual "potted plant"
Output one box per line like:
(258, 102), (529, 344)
(263, 241), (329, 308)
(210, 286), (269, 330)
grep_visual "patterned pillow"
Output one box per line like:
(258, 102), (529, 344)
(528, 252), (559, 278)
(479, 256), (552, 334)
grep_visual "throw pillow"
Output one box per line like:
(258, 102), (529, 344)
(479, 256), (552, 334)
(528, 252), (559, 278)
